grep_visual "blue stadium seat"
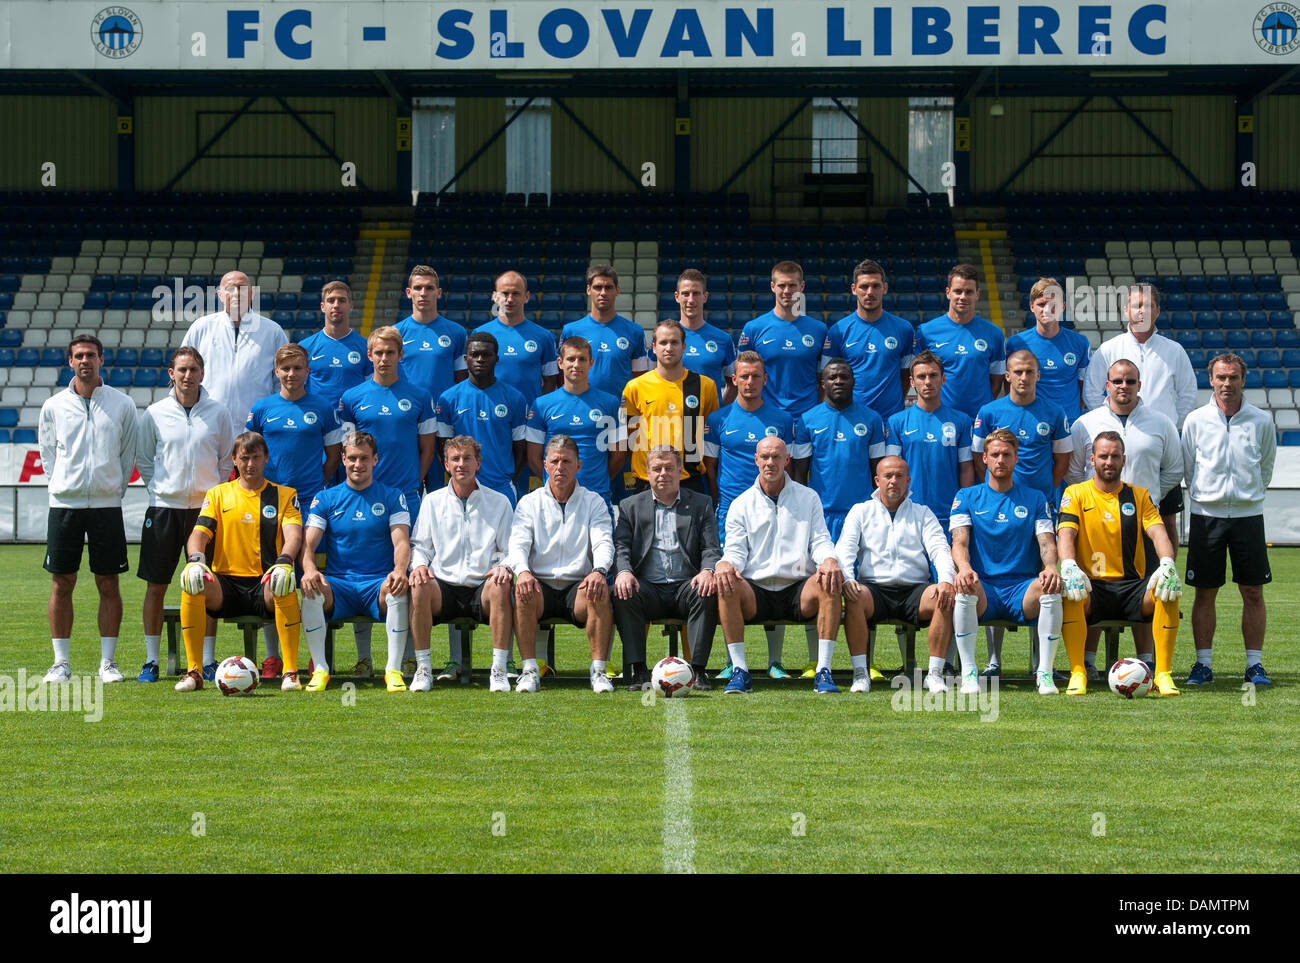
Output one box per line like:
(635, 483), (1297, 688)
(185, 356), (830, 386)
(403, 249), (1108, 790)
(40, 348), (64, 366)
(0, 330), (21, 348)
(1289, 370), (1300, 389)
(274, 293), (299, 310)
(1236, 349), (1256, 367)
(1221, 311), (1244, 329)
(114, 348), (139, 367)
(1207, 275), (1231, 293)
(0, 429), (9, 442)
(1195, 370), (1210, 389)
(133, 369), (159, 388)
(107, 368), (132, 387)
(0, 275), (18, 293)
(1231, 275), (1256, 293)
(1250, 330), (1276, 348)
(1225, 329), (1251, 349)
(1269, 311), (1294, 328)
(90, 275), (114, 291)
(131, 293), (154, 310)
(1189, 293), (1213, 312)
(1244, 370), (1262, 388)
(1238, 293), (1263, 310)
(272, 311), (294, 327)
(1263, 369), (1288, 388)
(1174, 331), (1199, 349)
(1169, 311), (1194, 329)
(1278, 331), (1300, 351)
(1256, 275), (1282, 293)
(1186, 349), (1206, 368)
(1201, 331), (1226, 349)
(1281, 431), (1300, 446)
(58, 368), (74, 386)
(1262, 293), (1287, 311)
(140, 348), (164, 367)
(1194, 312), (1219, 329)
(1244, 310), (1269, 329)
(0, 409), (17, 428)
(539, 311), (563, 330)
(1257, 349), (1282, 368)
(115, 275), (139, 292)
(0, 294), (13, 311)
(0, 348), (13, 367)
(108, 292), (132, 309)
(13, 428), (36, 444)
(1212, 293), (1237, 311)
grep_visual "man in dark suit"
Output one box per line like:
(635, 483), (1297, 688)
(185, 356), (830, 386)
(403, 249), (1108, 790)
(613, 446), (722, 691)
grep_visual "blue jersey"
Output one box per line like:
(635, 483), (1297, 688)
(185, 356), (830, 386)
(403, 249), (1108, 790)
(394, 315), (467, 402)
(948, 481), (1054, 582)
(971, 394), (1071, 501)
(299, 329), (372, 412)
(560, 314), (649, 398)
(472, 318), (559, 404)
(703, 401), (806, 512)
(246, 392), (343, 505)
(338, 377), (438, 499)
(434, 379), (529, 506)
(526, 385), (623, 503)
(885, 403), (974, 529)
(915, 315), (1007, 418)
(680, 321), (738, 393)
(798, 401), (889, 516)
(737, 311), (827, 416)
(306, 481), (411, 580)
(822, 310), (915, 418)
(1005, 326), (1091, 426)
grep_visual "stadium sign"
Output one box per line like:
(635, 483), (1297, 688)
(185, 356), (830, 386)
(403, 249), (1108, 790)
(1, 1), (1297, 69)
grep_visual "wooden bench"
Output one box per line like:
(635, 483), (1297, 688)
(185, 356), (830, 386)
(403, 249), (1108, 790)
(163, 606), (261, 675)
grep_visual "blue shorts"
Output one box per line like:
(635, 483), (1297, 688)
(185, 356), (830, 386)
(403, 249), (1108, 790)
(328, 575), (387, 621)
(716, 503), (729, 548)
(982, 576), (1037, 625)
(824, 510), (847, 543)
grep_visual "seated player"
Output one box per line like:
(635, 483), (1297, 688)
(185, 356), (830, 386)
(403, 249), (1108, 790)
(409, 436), (515, 693)
(1056, 431), (1183, 697)
(176, 432), (303, 692)
(949, 429), (1064, 696)
(836, 455), (957, 695)
(505, 435), (616, 694)
(298, 431), (412, 693)
(712, 437), (844, 695)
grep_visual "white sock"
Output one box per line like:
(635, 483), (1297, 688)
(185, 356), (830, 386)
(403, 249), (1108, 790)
(144, 634), (161, 665)
(805, 624), (818, 662)
(202, 635), (216, 666)
(1084, 650), (1097, 669)
(591, 659), (607, 675)
(385, 594), (409, 673)
(1036, 595), (1062, 676)
(416, 648), (432, 669)
(1245, 650), (1262, 668)
(100, 636), (117, 662)
(1195, 647), (1212, 668)
(816, 638), (835, 672)
(984, 625), (1002, 666)
(492, 647), (508, 670)
(928, 656), (946, 675)
(448, 625), (464, 663)
(353, 621), (372, 659)
(726, 642), (749, 672)
(262, 622), (280, 658)
(954, 594), (978, 673)
(765, 625), (783, 665)
(523, 657), (538, 673)
(850, 653), (868, 672)
(52, 638), (70, 663)
(301, 594), (329, 674)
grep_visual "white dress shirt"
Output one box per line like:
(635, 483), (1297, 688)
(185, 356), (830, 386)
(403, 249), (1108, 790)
(1068, 399), (1183, 502)
(181, 309), (288, 429)
(136, 387), (235, 509)
(410, 483), (513, 585)
(1181, 400), (1277, 518)
(721, 477), (834, 590)
(38, 382), (138, 509)
(835, 492), (956, 587)
(506, 482), (614, 588)
(1082, 330), (1198, 429)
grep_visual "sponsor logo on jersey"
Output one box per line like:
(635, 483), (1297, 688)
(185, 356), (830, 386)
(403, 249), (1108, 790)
(853, 422), (868, 436)
(974, 338), (989, 352)
(304, 411), (318, 425)
(285, 418), (296, 428)
(1036, 421), (1050, 436)
(1061, 494), (1073, 508)
(835, 431), (846, 441)
(397, 398), (412, 412)
(1014, 505), (1029, 519)
(371, 502), (386, 516)
(1121, 502), (1136, 516)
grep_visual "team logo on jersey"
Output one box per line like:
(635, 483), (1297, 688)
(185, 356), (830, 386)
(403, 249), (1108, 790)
(371, 502), (386, 516)
(1256, 5), (1300, 54)
(941, 422), (957, 445)
(884, 336), (899, 350)
(588, 408), (602, 422)
(524, 340), (539, 353)
(397, 398), (412, 412)
(1014, 505), (1029, 519)
(494, 404), (508, 418)
(1063, 352), (1078, 366)
(616, 337), (630, 350)
(764, 426), (779, 437)
(801, 334), (815, 348)
(348, 351), (361, 364)
(261, 504), (277, 519)
(1121, 502), (1136, 516)
(304, 411), (318, 425)
(144, 516), (152, 528)
(853, 422), (868, 437)
(685, 395), (699, 408)
(92, 7), (143, 59)
(705, 340), (718, 353)
(974, 339), (989, 352)
(438, 335), (452, 348)
(1036, 421), (1050, 436)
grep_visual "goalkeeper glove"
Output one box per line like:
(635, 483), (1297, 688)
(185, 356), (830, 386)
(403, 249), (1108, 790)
(1147, 556), (1182, 602)
(180, 556), (212, 595)
(262, 554), (297, 597)
(1060, 559), (1092, 601)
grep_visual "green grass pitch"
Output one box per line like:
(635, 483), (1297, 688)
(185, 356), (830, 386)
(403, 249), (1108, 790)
(1, 543), (1297, 873)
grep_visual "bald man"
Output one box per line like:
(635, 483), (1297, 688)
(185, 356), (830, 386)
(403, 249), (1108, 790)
(473, 270), (560, 406)
(713, 437), (844, 694)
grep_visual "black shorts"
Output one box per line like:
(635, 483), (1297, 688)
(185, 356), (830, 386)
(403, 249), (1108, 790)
(212, 573), (273, 620)
(1089, 578), (1150, 624)
(538, 581), (584, 623)
(866, 582), (929, 626)
(137, 507), (202, 584)
(435, 578), (487, 623)
(1157, 486), (1184, 516)
(748, 580), (807, 624)
(1185, 514), (1271, 588)
(44, 507), (129, 576)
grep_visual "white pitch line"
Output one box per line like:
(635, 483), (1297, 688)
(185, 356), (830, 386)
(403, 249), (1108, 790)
(662, 698), (695, 874)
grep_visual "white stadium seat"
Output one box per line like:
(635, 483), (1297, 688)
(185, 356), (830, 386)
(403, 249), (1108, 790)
(191, 257), (215, 275)
(1130, 258), (1156, 276)
(1274, 258), (1298, 275)
(1244, 389), (1268, 408)
(1268, 239), (1292, 257)
(1243, 239), (1268, 255)
(23, 329), (47, 348)
(1173, 240), (1197, 256)
(5, 310), (30, 329)
(125, 240), (149, 256)
(1250, 257), (1274, 275)
(66, 274), (91, 292)
(1267, 388), (1293, 409)
(19, 274), (43, 292)
(32, 368), (57, 387)
(18, 407), (40, 428)
(1150, 241), (1174, 256)
(260, 257), (283, 276)
(31, 309), (54, 328)
(12, 292), (36, 310)
(1, 387), (25, 406)
(97, 256), (122, 274)
(1276, 409), (1300, 430)
(61, 292), (84, 310)
(1104, 241), (1127, 258)
(79, 240), (103, 256)
(128, 388), (153, 408)
(612, 241), (636, 258)
(243, 241), (265, 258)
(615, 294), (634, 313)
(1225, 257), (1250, 274)
(103, 240), (127, 255)
(36, 293), (60, 310)
(120, 329), (145, 348)
(636, 241), (659, 258)
(81, 310), (104, 327)
(149, 240), (172, 256)
(1197, 240), (1220, 256)
(120, 257), (144, 273)
(1202, 257), (1227, 274)
(172, 241), (196, 257)
(54, 310), (79, 328)
(104, 310), (127, 327)
(98, 330), (121, 349)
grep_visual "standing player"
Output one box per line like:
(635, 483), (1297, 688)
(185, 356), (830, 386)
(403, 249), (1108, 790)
(433, 333), (529, 506)
(1006, 277), (1090, 425)
(737, 260), (826, 417)
(134, 347), (234, 682)
(914, 264), (1006, 418)
(822, 259), (915, 419)
(298, 432), (412, 693)
(176, 432), (303, 692)
(949, 429), (1064, 695)
(1056, 432), (1182, 697)
(561, 265), (649, 399)
(885, 352), (975, 533)
(623, 320), (720, 497)
(300, 280), (372, 416)
(971, 350), (1071, 501)
(474, 270), (559, 405)
(1181, 353), (1277, 687)
(526, 336), (626, 510)
(672, 269), (737, 405)
(39, 334), (138, 685)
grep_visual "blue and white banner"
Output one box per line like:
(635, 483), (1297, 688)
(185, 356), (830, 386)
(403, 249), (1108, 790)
(2, 1), (1298, 70)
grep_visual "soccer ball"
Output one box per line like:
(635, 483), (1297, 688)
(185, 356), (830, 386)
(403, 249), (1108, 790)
(215, 656), (259, 696)
(1108, 658), (1152, 699)
(651, 656), (694, 697)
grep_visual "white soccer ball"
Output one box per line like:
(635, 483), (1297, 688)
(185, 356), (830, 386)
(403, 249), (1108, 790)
(652, 656), (694, 698)
(215, 656), (259, 696)
(1108, 658), (1152, 699)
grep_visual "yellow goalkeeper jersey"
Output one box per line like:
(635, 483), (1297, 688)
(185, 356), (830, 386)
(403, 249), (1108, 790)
(195, 480), (301, 578)
(1057, 478), (1162, 581)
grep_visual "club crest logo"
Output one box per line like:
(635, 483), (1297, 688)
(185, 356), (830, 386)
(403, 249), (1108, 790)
(92, 7), (142, 59)
(304, 411), (318, 425)
(1036, 421), (1050, 436)
(261, 505), (277, 519)
(1063, 352), (1078, 366)
(524, 340), (538, 353)
(802, 334), (815, 348)
(1255, 4), (1300, 54)
(764, 426), (779, 436)
(616, 337), (630, 350)
(853, 423), (868, 437)
(348, 351), (361, 364)
(438, 335), (452, 348)
(974, 339), (989, 352)
(884, 336), (899, 349)
(1014, 505), (1029, 519)
(371, 502), (386, 516)
(588, 408), (602, 422)
(1121, 502), (1136, 516)
(705, 340), (718, 353)
(494, 404), (508, 418)
(685, 395), (699, 408)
